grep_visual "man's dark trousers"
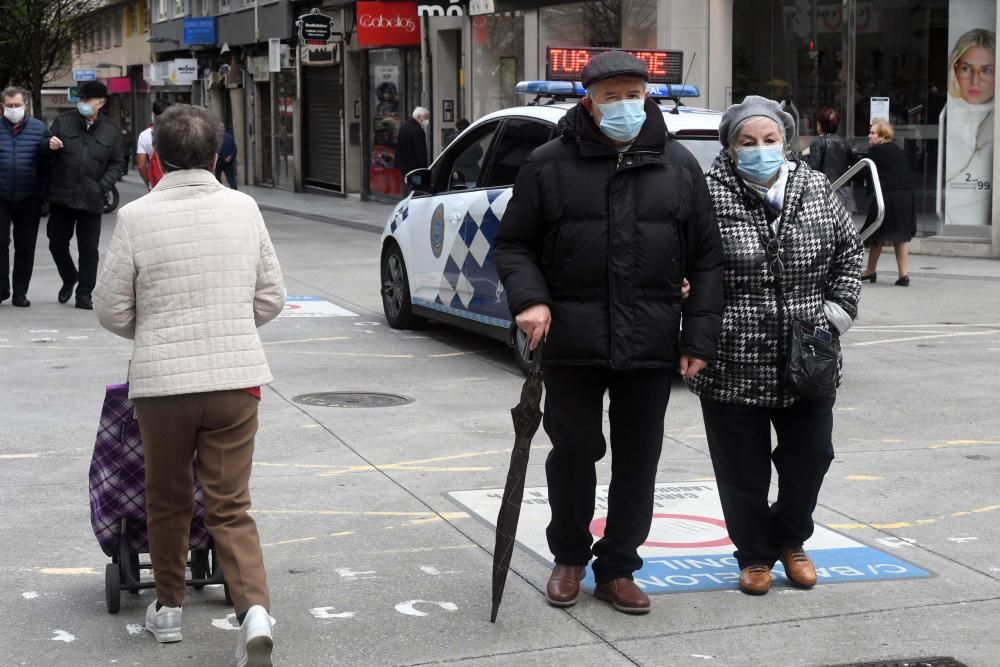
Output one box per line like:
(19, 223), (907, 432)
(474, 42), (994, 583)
(699, 397), (835, 570)
(47, 204), (102, 300)
(215, 162), (237, 190)
(0, 196), (42, 298)
(543, 365), (672, 583)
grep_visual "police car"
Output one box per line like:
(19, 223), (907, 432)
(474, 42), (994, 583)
(379, 80), (723, 368)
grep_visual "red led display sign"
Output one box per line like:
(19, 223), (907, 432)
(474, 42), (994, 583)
(546, 47), (684, 85)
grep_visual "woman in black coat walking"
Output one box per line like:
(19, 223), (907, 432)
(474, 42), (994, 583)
(861, 120), (916, 286)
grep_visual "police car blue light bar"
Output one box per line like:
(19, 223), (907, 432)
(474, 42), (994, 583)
(515, 81), (700, 98)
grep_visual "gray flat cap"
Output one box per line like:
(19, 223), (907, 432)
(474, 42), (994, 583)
(581, 51), (649, 89)
(718, 95), (796, 149)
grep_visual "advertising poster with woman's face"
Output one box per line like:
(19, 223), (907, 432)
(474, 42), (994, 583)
(944, 2), (995, 227)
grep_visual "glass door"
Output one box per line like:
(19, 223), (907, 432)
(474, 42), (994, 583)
(275, 70), (296, 190)
(369, 49), (407, 201)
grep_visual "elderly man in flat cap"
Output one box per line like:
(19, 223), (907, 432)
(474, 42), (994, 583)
(495, 50), (723, 614)
(41, 80), (125, 309)
(688, 95), (861, 595)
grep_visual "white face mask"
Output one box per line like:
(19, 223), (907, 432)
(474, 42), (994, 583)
(420, 118), (429, 129)
(3, 106), (25, 124)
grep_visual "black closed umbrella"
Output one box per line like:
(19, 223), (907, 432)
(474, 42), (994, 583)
(491, 332), (544, 623)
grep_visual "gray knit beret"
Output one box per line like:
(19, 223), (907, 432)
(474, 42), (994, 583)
(581, 51), (649, 89)
(718, 95), (796, 149)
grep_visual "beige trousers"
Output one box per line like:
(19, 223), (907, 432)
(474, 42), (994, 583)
(134, 390), (269, 614)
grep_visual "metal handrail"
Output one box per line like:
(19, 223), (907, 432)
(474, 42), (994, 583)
(936, 105), (946, 222)
(831, 157), (885, 244)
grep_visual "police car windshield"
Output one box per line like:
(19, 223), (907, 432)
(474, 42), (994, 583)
(676, 138), (721, 173)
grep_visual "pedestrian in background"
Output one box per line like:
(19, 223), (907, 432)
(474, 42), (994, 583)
(396, 106), (429, 195)
(136, 99), (171, 189)
(806, 107), (856, 213)
(42, 80), (126, 310)
(496, 51), (723, 615)
(0, 86), (47, 307)
(690, 95), (862, 596)
(860, 120), (916, 286)
(215, 131), (238, 189)
(94, 104), (284, 667)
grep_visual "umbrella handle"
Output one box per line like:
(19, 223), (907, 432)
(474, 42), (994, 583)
(510, 324), (544, 370)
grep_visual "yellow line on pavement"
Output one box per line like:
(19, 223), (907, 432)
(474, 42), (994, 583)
(261, 537), (318, 547)
(828, 503), (1000, 530)
(264, 336), (351, 345)
(251, 509), (469, 520)
(851, 331), (998, 346)
(929, 439), (1000, 449)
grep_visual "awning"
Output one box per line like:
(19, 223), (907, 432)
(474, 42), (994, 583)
(105, 77), (149, 94)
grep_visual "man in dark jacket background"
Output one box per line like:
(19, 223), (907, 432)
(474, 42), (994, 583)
(495, 51), (724, 615)
(41, 80), (125, 310)
(215, 131), (238, 189)
(395, 106), (429, 195)
(0, 86), (48, 307)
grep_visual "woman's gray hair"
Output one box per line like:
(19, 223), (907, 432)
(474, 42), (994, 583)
(153, 104), (224, 172)
(726, 116), (788, 161)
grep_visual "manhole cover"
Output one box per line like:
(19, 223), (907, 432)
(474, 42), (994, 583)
(292, 392), (413, 408)
(827, 659), (967, 667)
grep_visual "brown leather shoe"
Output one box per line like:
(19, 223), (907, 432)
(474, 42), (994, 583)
(739, 565), (772, 595)
(780, 546), (817, 588)
(594, 578), (650, 614)
(545, 564), (586, 607)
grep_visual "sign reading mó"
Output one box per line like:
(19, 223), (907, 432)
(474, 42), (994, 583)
(356, 1), (420, 48)
(547, 47), (684, 85)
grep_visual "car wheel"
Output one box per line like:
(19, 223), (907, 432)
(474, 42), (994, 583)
(381, 242), (419, 329)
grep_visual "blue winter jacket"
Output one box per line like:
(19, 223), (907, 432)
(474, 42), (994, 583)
(0, 116), (47, 202)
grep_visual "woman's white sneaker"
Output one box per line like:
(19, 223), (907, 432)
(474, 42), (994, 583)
(144, 601), (182, 643)
(235, 605), (273, 667)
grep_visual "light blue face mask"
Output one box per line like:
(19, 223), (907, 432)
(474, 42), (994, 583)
(77, 102), (95, 118)
(594, 98), (646, 143)
(735, 145), (785, 184)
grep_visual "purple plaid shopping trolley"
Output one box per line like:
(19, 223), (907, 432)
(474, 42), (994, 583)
(88, 383), (211, 556)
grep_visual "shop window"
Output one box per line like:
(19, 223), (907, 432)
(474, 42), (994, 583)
(539, 0), (656, 56)
(481, 119), (553, 188)
(157, 0), (168, 21)
(114, 9), (123, 46)
(471, 13), (524, 121)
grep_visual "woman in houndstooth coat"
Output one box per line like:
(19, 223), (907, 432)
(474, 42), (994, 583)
(687, 96), (863, 596)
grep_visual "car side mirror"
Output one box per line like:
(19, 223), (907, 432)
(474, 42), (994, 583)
(405, 168), (432, 194)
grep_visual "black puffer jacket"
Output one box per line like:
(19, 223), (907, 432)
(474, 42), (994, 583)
(495, 99), (723, 369)
(41, 111), (125, 214)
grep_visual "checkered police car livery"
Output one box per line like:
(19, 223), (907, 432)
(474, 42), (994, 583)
(380, 82), (722, 367)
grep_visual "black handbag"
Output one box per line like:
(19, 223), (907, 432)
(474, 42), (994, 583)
(785, 320), (840, 400)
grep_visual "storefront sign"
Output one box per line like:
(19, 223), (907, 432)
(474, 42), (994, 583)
(169, 59), (199, 85)
(183, 17), (217, 45)
(297, 9), (334, 44)
(418, 0), (464, 17)
(301, 42), (341, 67)
(268, 38), (282, 73)
(356, 1), (420, 48)
(943, 1), (995, 227)
(547, 47), (684, 85)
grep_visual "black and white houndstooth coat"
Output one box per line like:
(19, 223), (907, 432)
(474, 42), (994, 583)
(687, 151), (863, 408)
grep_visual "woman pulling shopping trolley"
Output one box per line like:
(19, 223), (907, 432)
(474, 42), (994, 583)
(688, 96), (863, 595)
(94, 104), (285, 666)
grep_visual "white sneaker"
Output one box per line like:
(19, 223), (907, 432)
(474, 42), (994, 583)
(235, 605), (273, 667)
(144, 601), (182, 643)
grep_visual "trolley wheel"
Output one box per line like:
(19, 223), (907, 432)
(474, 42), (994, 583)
(191, 550), (210, 589)
(223, 582), (233, 606)
(105, 563), (121, 614)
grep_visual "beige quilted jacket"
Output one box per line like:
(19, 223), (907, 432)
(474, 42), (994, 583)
(94, 169), (286, 398)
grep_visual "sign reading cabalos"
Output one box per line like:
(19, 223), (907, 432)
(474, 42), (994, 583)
(356, 1), (420, 48)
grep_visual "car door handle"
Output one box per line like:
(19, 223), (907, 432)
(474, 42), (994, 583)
(448, 214), (462, 225)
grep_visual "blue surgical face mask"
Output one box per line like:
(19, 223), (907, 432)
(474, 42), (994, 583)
(77, 102), (95, 118)
(594, 98), (646, 143)
(735, 145), (785, 184)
